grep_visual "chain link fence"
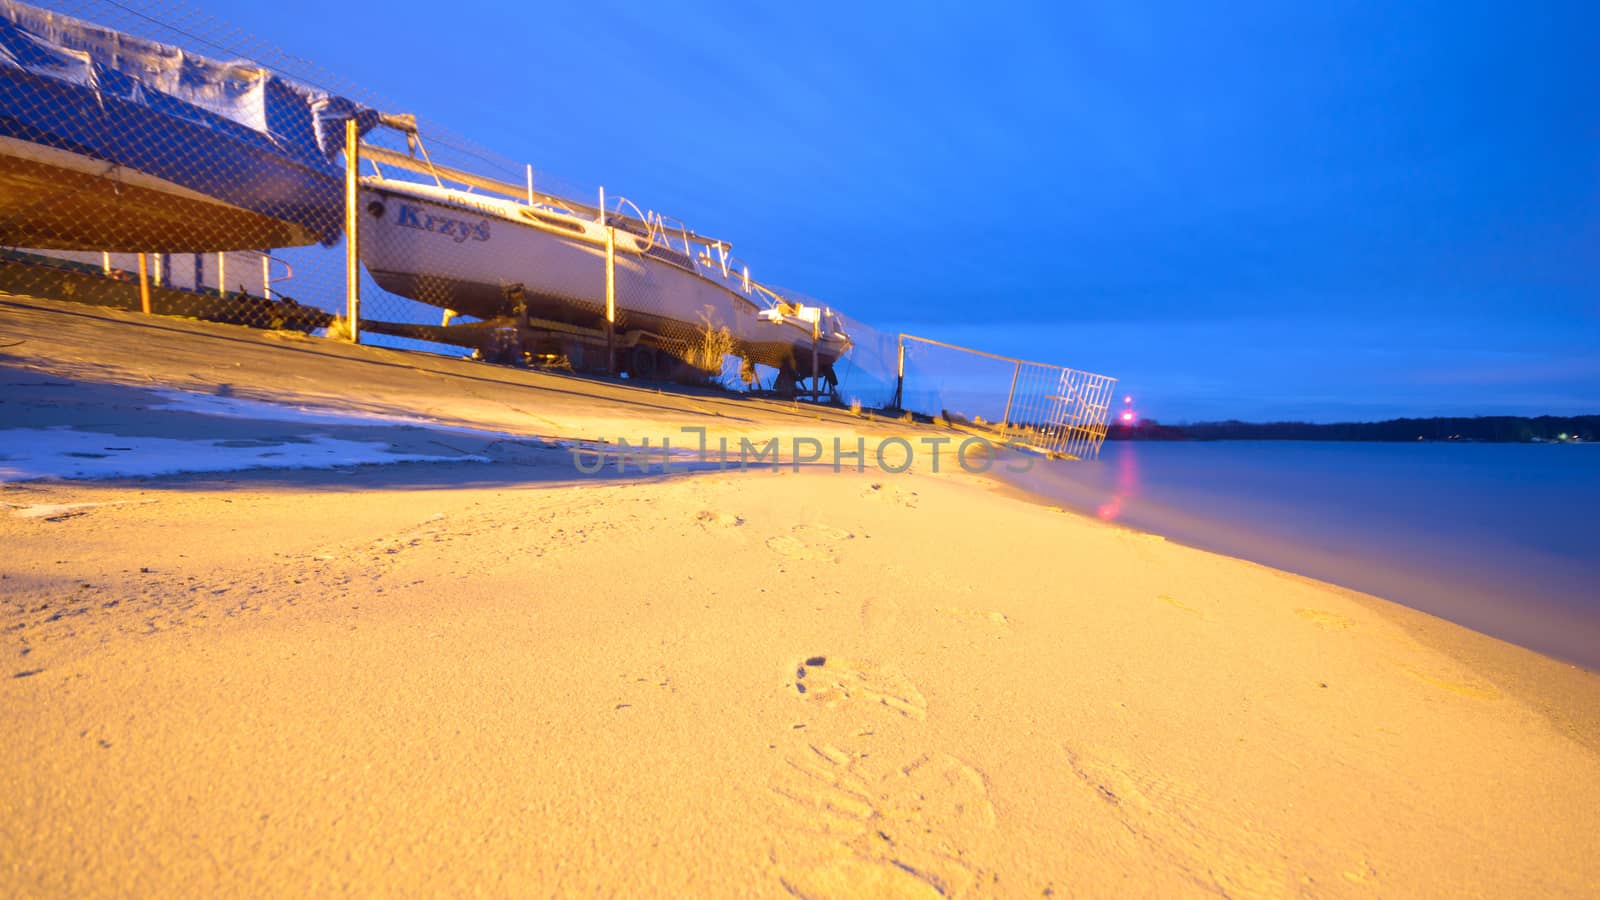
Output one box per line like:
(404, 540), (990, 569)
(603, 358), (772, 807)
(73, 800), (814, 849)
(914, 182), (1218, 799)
(894, 335), (1116, 459)
(2, 0), (351, 329)
(2, 0), (1115, 459)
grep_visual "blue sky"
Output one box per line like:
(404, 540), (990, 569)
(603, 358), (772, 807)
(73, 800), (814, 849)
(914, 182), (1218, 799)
(194, 0), (1597, 421)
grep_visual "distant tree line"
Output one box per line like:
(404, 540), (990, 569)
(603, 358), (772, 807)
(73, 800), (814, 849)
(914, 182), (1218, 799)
(1107, 415), (1599, 442)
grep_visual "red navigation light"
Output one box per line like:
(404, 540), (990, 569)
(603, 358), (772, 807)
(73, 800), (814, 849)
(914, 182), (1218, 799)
(1121, 411), (1135, 422)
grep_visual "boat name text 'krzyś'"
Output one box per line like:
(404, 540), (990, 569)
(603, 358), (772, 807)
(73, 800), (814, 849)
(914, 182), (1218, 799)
(396, 204), (491, 243)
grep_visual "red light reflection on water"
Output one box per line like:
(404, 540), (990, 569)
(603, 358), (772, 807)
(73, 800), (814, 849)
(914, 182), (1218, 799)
(1097, 446), (1141, 522)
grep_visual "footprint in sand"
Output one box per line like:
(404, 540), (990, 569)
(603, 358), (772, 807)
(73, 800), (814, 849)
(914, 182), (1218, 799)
(1401, 666), (1500, 700)
(789, 656), (927, 720)
(694, 509), (745, 528)
(365, 512), (453, 561)
(770, 742), (995, 898)
(1064, 744), (1290, 897)
(858, 594), (903, 633)
(1295, 608), (1354, 630)
(1342, 856), (1379, 887)
(861, 482), (919, 508)
(766, 523), (854, 563)
(935, 606), (1012, 628)
(766, 535), (832, 561)
(1158, 594), (1205, 618)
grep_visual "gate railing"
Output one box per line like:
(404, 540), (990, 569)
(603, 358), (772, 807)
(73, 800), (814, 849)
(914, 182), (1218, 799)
(892, 334), (1117, 461)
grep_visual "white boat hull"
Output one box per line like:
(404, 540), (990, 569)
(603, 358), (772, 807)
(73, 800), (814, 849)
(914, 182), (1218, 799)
(356, 180), (847, 373)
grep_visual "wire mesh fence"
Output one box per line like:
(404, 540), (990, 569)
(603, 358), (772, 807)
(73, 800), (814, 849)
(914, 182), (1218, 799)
(0, 0), (583, 345)
(882, 335), (1116, 460)
(1, 0), (1115, 460)
(2, 0), (353, 332)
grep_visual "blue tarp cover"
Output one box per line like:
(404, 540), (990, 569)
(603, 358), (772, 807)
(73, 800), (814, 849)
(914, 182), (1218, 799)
(0, 0), (371, 167)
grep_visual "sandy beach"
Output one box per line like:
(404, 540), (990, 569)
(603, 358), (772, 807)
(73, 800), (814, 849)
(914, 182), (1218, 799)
(4, 295), (1599, 897)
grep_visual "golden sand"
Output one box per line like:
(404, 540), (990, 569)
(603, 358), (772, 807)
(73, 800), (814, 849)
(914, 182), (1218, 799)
(3, 295), (1598, 896)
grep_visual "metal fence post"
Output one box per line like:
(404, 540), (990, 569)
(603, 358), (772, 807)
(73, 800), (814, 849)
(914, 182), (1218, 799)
(137, 253), (151, 314)
(344, 117), (361, 343)
(601, 186), (615, 373)
(1001, 360), (1021, 429)
(893, 333), (905, 410)
(811, 318), (820, 400)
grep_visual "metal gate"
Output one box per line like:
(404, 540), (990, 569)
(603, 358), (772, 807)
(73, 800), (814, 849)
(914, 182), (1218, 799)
(893, 334), (1117, 461)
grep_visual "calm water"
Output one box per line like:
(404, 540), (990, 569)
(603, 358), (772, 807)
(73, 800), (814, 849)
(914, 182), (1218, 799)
(1006, 441), (1600, 671)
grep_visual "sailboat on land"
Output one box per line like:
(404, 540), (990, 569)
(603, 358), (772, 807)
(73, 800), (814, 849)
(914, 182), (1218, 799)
(355, 139), (850, 385)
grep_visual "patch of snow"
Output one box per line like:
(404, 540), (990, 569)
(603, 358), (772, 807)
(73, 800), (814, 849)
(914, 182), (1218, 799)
(8, 500), (128, 518)
(0, 428), (484, 484)
(151, 390), (533, 441)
